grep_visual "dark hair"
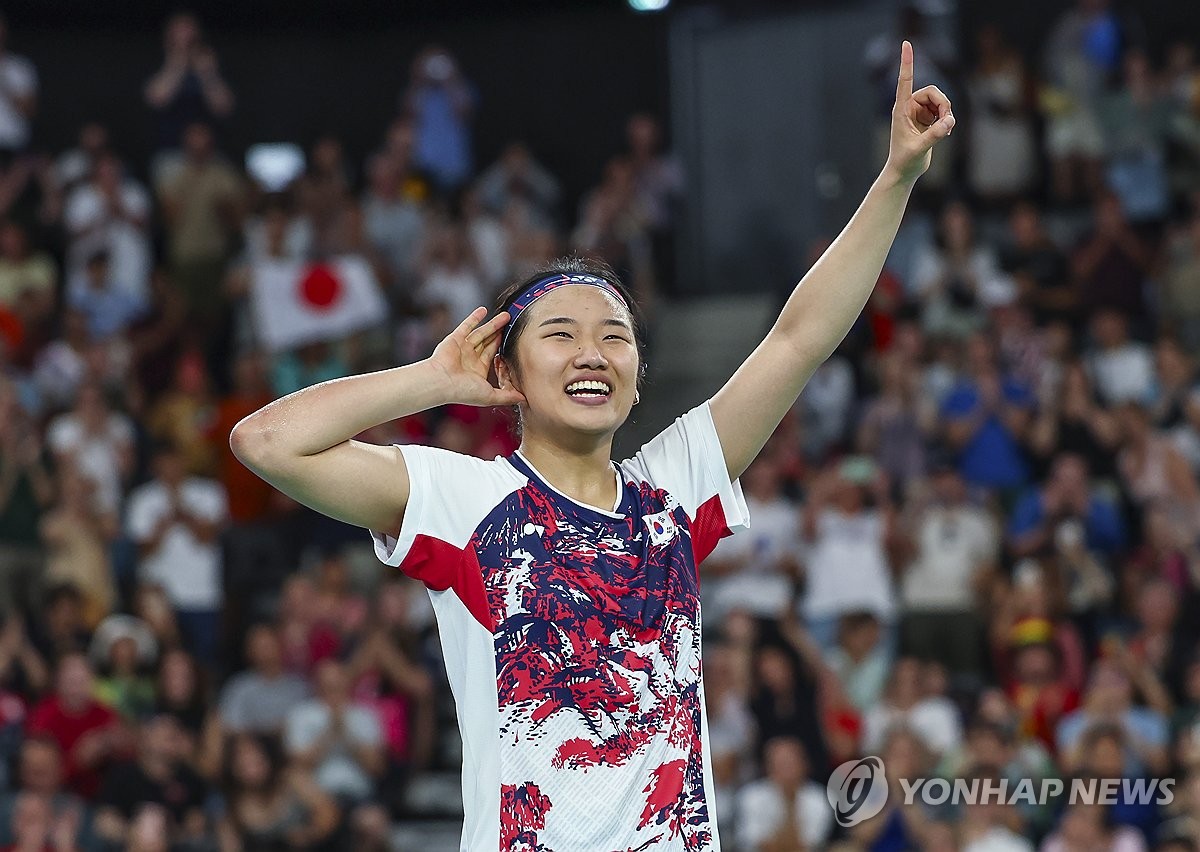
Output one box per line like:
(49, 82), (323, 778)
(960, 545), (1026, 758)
(223, 733), (286, 798)
(492, 256), (649, 435)
(494, 255), (647, 379)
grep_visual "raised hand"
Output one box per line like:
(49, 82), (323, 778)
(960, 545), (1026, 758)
(429, 307), (527, 408)
(885, 41), (955, 186)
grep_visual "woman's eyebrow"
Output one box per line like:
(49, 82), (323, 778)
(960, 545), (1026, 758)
(536, 317), (632, 330)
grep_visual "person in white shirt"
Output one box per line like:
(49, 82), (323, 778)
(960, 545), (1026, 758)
(285, 657), (385, 798)
(63, 151), (153, 306)
(703, 453), (803, 625)
(1085, 309), (1155, 406)
(734, 736), (833, 852)
(899, 461), (999, 679)
(863, 657), (963, 758)
(800, 456), (897, 653)
(125, 442), (228, 664)
(0, 15), (36, 153)
(45, 382), (136, 517)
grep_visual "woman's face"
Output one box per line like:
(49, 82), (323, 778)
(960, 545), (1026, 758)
(500, 285), (639, 444)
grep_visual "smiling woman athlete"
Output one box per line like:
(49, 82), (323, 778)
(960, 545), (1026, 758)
(231, 42), (953, 852)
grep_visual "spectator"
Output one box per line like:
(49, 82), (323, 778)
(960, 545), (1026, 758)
(217, 624), (310, 736)
(897, 459), (998, 680)
(0, 220), (55, 328)
(284, 659), (389, 847)
(826, 610), (890, 714)
(958, 765), (1035, 851)
(125, 441), (229, 663)
(295, 135), (352, 254)
(1071, 193), (1153, 329)
(1029, 359), (1122, 482)
(1099, 50), (1174, 223)
(25, 654), (128, 799)
(210, 350), (276, 524)
(1000, 202), (1075, 327)
(1117, 402), (1200, 544)
(856, 351), (937, 491)
(38, 465), (117, 630)
(475, 142), (561, 230)
(1040, 802), (1149, 852)
(965, 25), (1038, 203)
(1086, 309), (1155, 407)
(0, 14), (37, 155)
(403, 46), (476, 194)
(799, 458), (897, 653)
(92, 714), (208, 848)
(65, 249), (147, 341)
(63, 151), (153, 308)
(941, 331), (1035, 494)
(362, 153), (425, 293)
(415, 223), (486, 326)
(863, 657), (963, 758)
(145, 350), (219, 477)
(911, 201), (1015, 339)
(748, 642), (828, 778)
(0, 791), (81, 852)
(143, 12), (234, 172)
(218, 733), (339, 851)
(1057, 656), (1170, 777)
(45, 381), (135, 518)
(0, 737), (87, 851)
(702, 453), (802, 624)
(1041, 0), (1121, 202)
(734, 736), (832, 851)
(155, 121), (245, 328)
(1008, 453), (1126, 562)
(54, 121), (108, 194)
(89, 615), (157, 722)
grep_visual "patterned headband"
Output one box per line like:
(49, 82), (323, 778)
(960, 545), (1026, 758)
(501, 273), (629, 351)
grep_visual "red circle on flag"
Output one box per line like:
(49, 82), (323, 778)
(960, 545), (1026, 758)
(299, 265), (341, 310)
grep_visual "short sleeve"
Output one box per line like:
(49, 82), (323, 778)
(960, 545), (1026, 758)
(368, 443), (519, 571)
(622, 401), (750, 561)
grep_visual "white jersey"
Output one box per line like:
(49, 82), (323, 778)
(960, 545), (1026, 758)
(371, 402), (749, 851)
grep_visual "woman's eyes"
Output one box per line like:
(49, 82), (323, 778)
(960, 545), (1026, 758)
(548, 332), (630, 342)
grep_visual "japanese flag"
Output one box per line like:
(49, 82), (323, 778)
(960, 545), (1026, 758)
(249, 255), (388, 352)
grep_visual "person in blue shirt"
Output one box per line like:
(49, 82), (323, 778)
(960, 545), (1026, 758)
(1008, 452), (1127, 561)
(941, 332), (1035, 493)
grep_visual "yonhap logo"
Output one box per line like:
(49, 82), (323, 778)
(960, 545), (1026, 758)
(827, 757), (888, 827)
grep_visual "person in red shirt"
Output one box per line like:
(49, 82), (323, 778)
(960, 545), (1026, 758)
(25, 653), (129, 799)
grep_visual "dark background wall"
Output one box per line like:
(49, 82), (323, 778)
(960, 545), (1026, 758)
(4, 1), (671, 212)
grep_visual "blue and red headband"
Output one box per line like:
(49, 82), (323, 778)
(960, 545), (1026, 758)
(501, 273), (629, 351)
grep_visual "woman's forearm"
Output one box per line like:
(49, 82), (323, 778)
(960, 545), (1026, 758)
(774, 168), (915, 361)
(232, 359), (456, 460)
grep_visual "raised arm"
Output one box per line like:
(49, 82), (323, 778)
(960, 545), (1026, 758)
(229, 308), (523, 538)
(710, 41), (954, 479)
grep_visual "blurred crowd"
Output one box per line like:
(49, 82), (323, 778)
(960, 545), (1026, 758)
(0, 1), (1198, 851)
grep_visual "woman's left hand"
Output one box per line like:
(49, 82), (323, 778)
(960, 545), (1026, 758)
(884, 40), (955, 186)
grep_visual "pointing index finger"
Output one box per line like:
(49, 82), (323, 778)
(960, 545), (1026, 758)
(896, 40), (914, 104)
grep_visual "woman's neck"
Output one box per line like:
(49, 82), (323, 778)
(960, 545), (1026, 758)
(518, 435), (617, 511)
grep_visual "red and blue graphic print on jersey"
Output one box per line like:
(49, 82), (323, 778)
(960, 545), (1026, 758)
(370, 403), (750, 851)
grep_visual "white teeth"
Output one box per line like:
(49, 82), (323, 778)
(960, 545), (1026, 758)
(566, 380), (611, 395)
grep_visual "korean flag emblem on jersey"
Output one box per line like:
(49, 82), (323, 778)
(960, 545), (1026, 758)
(644, 509), (678, 546)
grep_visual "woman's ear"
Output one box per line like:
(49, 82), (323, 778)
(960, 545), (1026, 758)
(495, 354), (518, 391)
